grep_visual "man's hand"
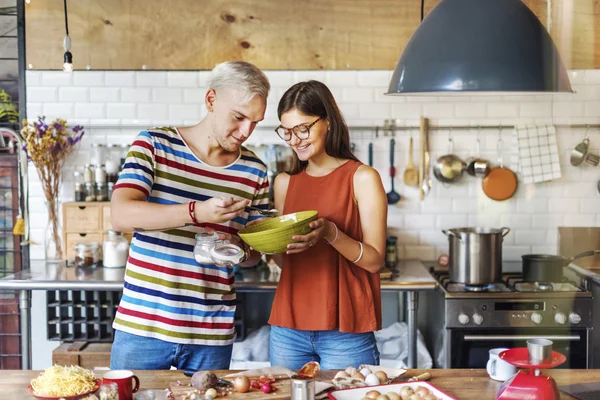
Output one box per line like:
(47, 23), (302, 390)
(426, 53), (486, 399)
(195, 197), (249, 224)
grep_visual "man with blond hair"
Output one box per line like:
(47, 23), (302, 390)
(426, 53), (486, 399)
(109, 61), (270, 372)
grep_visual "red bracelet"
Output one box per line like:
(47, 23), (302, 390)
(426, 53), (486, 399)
(188, 201), (199, 224)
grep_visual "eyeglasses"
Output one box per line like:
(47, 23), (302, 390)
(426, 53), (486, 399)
(274, 118), (321, 141)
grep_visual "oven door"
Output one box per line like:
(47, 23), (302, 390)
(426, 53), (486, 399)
(447, 328), (589, 369)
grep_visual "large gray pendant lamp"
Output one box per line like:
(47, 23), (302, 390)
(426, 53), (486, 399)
(386, 0), (573, 95)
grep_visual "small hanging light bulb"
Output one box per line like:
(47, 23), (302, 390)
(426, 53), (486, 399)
(62, 0), (72, 73)
(63, 34), (72, 72)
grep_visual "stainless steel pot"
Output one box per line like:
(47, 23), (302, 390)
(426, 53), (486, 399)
(442, 227), (510, 285)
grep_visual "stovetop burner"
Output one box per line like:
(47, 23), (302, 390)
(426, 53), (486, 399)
(431, 267), (585, 294)
(447, 282), (512, 293)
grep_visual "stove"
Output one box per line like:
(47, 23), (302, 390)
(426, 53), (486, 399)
(423, 262), (593, 369)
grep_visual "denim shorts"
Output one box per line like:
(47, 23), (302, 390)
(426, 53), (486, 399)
(269, 325), (380, 370)
(110, 330), (233, 375)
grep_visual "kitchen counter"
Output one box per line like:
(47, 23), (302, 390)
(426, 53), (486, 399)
(0, 259), (437, 291)
(568, 261), (600, 285)
(5, 368), (596, 399)
(0, 260), (436, 369)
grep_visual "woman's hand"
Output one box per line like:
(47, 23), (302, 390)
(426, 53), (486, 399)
(286, 218), (332, 254)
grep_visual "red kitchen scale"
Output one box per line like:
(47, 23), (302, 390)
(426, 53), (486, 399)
(496, 348), (567, 400)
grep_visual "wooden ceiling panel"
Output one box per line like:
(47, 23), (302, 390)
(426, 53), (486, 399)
(25, 0), (599, 70)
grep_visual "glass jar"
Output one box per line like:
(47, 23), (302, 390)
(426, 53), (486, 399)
(98, 382), (119, 400)
(107, 182), (115, 200)
(95, 164), (107, 184)
(194, 232), (245, 265)
(385, 236), (398, 268)
(103, 230), (129, 268)
(74, 242), (101, 268)
(73, 171), (85, 202)
(135, 390), (155, 400)
(119, 143), (130, 169)
(96, 182), (108, 202)
(83, 164), (94, 184)
(84, 182), (96, 202)
(91, 143), (106, 166)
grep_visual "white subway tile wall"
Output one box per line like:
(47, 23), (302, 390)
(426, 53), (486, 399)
(25, 70), (600, 260)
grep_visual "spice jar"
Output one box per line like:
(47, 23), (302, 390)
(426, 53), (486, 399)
(103, 230), (129, 268)
(84, 182), (96, 202)
(83, 164), (94, 184)
(95, 164), (107, 184)
(74, 242), (101, 268)
(98, 382), (119, 400)
(96, 182), (108, 201)
(194, 232), (245, 265)
(385, 236), (398, 268)
(73, 171), (85, 202)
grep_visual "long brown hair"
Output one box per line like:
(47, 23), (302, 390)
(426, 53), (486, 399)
(277, 80), (359, 175)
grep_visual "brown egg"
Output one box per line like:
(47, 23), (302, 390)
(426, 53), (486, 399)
(375, 370), (388, 383)
(386, 393), (401, 400)
(415, 386), (430, 397)
(376, 395), (390, 400)
(352, 371), (366, 381)
(365, 390), (381, 399)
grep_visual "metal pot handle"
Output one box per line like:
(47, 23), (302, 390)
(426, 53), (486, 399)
(501, 227), (510, 238)
(442, 229), (455, 237)
(568, 249), (600, 263)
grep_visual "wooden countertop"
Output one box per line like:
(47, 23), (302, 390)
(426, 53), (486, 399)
(6, 368), (599, 399)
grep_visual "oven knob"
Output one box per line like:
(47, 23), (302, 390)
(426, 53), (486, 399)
(531, 312), (543, 324)
(458, 313), (470, 325)
(569, 313), (582, 324)
(472, 313), (483, 325)
(554, 312), (566, 325)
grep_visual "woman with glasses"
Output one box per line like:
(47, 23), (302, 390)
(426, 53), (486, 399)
(267, 80), (388, 369)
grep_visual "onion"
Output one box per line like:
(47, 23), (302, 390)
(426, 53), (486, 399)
(233, 376), (250, 393)
(261, 382), (272, 393)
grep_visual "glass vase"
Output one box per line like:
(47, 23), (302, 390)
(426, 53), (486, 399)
(44, 198), (63, 262)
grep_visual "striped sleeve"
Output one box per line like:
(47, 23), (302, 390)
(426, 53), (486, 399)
(248, 173), (270, 223)
(114, 131), (155, 197)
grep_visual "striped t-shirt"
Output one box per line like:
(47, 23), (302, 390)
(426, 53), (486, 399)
(112, 126), (269, 345)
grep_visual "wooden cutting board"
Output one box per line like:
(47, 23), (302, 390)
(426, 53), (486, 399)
(169, 377), (292, 400)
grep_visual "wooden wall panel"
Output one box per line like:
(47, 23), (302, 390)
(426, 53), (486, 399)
(25, 0), (600, 71)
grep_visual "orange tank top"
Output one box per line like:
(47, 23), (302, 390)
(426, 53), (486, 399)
(268, 160), (382, 333)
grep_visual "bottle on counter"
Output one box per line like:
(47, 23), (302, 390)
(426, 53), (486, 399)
(103, 230), (129, 268)
(385, 236), (398, 268)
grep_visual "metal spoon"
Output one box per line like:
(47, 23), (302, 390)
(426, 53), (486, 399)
(246, 206), (279, 217)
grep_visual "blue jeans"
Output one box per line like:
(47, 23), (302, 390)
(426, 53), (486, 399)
(110, 330), (233, 375)
(269, 325), (380, 370)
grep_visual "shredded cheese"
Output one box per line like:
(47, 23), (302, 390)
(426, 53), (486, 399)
(30, 365), (97, 397)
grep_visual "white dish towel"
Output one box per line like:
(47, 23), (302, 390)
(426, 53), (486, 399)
(515, 124), (561, 184)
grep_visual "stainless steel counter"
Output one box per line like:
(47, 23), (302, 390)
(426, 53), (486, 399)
(0, 260), (436, 369)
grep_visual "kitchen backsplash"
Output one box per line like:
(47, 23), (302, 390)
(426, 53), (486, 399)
(25, 70), (600, 260)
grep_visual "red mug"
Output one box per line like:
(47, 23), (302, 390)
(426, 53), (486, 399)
(103, 370), (140, 400)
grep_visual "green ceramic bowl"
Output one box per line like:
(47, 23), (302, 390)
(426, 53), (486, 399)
(238, 210), (318, 254)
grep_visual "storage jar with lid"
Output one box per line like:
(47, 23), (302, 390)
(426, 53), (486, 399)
(74, 242), (101, 268)
(194, 232), (245, 265)
(103, 230), (129, 268)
